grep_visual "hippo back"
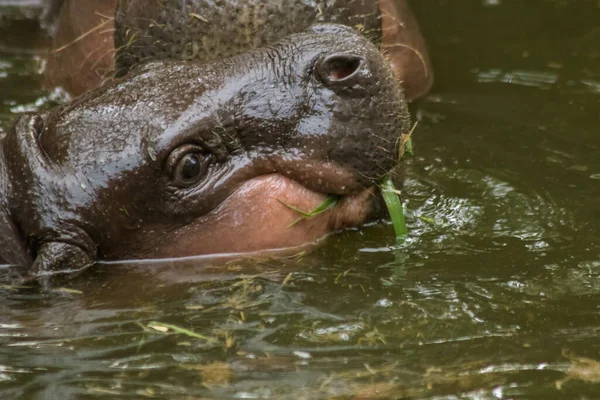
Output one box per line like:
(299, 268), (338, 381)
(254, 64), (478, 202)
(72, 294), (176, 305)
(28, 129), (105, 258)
(114, 0), (382, 76)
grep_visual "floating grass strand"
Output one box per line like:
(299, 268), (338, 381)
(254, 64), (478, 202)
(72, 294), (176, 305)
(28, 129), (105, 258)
(418, 215), (437, 224)
(278, 196), (340, 227)
(379, 176), (407, 242)
(147, 321), (219, 343)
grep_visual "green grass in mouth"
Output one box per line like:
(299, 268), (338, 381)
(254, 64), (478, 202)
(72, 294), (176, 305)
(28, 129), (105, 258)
(277, 196), (340, 227)
(279, 122), (418, 240)
(278, 176), (408, 242)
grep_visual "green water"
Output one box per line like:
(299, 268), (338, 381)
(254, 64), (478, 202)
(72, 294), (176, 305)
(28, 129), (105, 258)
(1, 1), (600, 398)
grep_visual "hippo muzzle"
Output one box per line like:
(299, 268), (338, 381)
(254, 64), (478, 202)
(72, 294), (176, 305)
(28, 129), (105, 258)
(0, 24), (410, 277)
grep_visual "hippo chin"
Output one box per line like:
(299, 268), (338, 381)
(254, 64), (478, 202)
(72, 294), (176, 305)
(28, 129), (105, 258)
(43, 0), (432, 100)
(0, 24), (409, 277)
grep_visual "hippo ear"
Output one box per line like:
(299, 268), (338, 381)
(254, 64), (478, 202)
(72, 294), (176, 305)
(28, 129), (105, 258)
(379, 0), (433, 101)
(26, 242), (94, 282)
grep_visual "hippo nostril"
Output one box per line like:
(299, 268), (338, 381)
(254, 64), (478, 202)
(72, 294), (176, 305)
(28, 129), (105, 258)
(318, 54), (365, 86)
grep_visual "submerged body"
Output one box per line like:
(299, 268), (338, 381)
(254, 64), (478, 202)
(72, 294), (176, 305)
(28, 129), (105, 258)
(0, 25), (410, 277)
(43, 0), (432, 100)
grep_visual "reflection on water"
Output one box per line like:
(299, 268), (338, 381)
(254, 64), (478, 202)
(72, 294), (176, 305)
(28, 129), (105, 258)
(474, 68), (559, 88)
(1, 0), (600, 398)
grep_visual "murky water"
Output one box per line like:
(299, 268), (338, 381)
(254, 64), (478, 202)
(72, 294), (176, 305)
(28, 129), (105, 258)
(1, 1), (600, 398)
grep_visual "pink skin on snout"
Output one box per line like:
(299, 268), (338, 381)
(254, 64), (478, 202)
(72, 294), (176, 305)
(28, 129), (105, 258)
(147, 174), (377, 259)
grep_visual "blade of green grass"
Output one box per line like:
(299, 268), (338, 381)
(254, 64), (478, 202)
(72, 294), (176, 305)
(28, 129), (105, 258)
(379, 176), (407, 242)
(278, 196), (340, 227)
(398, 120), (418, 161)
(404, 137), (414, 157)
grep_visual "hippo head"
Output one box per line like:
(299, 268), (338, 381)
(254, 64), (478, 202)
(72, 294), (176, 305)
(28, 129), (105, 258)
(0, 24), (410, 277)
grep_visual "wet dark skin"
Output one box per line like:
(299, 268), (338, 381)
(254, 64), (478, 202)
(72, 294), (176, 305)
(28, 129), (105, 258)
(0, 25), (411, 278)
(44, 0), (432, 100)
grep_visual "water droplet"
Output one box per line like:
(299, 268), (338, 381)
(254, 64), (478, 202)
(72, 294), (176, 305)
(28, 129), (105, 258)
(292, 351), (311, 359)
(376, 298), (393, 307)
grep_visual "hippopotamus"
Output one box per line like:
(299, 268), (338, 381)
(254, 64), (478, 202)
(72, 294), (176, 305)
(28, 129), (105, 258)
(0, 24), (411, 278)
(43, 0), (432, 100)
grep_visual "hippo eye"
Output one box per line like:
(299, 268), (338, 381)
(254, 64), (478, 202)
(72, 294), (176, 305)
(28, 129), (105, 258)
(177, 153), (205, 182)
(167, 145), (212, 186)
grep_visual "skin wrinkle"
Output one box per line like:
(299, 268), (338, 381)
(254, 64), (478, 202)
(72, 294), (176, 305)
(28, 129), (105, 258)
(3, 122), (98, 271)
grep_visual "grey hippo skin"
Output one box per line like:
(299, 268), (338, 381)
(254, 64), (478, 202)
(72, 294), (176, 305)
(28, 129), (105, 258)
(44, 0), (432, 100)
(0, 25), (410, 278)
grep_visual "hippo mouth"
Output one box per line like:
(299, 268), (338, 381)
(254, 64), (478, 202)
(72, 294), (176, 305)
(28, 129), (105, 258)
(148, 162), (401, 259)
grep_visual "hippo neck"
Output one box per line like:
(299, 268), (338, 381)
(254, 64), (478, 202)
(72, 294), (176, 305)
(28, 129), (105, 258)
(0, 141), (31, 266)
